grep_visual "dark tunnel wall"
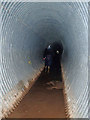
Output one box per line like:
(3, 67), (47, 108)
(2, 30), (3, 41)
(0, 2), (88, 118)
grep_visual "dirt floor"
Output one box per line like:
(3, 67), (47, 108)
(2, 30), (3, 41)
(8, 70), (66, 118)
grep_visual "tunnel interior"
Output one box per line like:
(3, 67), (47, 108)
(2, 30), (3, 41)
(1, 2), (88, 118)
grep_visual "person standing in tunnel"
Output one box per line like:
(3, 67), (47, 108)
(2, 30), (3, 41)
(52, 43), (63, 73)
(43, 45), (53, 73)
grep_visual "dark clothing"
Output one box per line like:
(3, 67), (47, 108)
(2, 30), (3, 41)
(45, 54), (53, 66)
(43, 48), (53, 58)
(43, 48), (53, 67)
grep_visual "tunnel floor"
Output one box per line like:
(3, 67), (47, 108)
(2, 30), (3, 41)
(8, 70), (66, 118)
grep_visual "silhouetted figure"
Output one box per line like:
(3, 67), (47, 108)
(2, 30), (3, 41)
(52, 42), (63, 73)
(43, 43), (63, 81)
(53, 50), (61, 72)
(43, 45), (53, 73)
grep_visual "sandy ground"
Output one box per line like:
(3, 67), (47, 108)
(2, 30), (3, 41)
(8, 71), (66, 118)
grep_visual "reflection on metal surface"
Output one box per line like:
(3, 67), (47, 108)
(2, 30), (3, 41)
(1, 2), (88, 119)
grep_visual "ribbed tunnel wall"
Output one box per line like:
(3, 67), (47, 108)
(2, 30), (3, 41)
(0, 1), (88, 118)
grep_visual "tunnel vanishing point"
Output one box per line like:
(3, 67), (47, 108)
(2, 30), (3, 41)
(0, 1), (89, 119)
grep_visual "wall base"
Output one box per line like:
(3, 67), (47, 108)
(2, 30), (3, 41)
(2, 67), (44, 119)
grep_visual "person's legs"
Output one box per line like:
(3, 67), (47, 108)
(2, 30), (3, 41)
(44, 59), (48, 72)
(48, 66), (50, 73)
(45, 66), (47, 72)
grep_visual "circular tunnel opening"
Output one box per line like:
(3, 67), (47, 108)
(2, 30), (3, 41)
(1, 2), (88, 119)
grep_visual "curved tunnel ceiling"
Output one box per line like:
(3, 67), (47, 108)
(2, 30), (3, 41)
(1, 1), (89, 118)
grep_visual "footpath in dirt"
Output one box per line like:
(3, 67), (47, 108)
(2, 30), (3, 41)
(8, 70), (66, 119)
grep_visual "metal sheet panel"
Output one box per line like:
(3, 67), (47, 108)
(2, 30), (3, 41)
(0, 2), (88, 118)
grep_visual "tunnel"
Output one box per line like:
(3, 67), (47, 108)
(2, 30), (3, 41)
(0, 1), (89, 119)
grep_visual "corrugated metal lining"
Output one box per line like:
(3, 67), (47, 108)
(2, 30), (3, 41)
(0, 1), (88, 118)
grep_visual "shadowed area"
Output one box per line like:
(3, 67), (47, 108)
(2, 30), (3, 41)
(8, 71), (66, 118)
